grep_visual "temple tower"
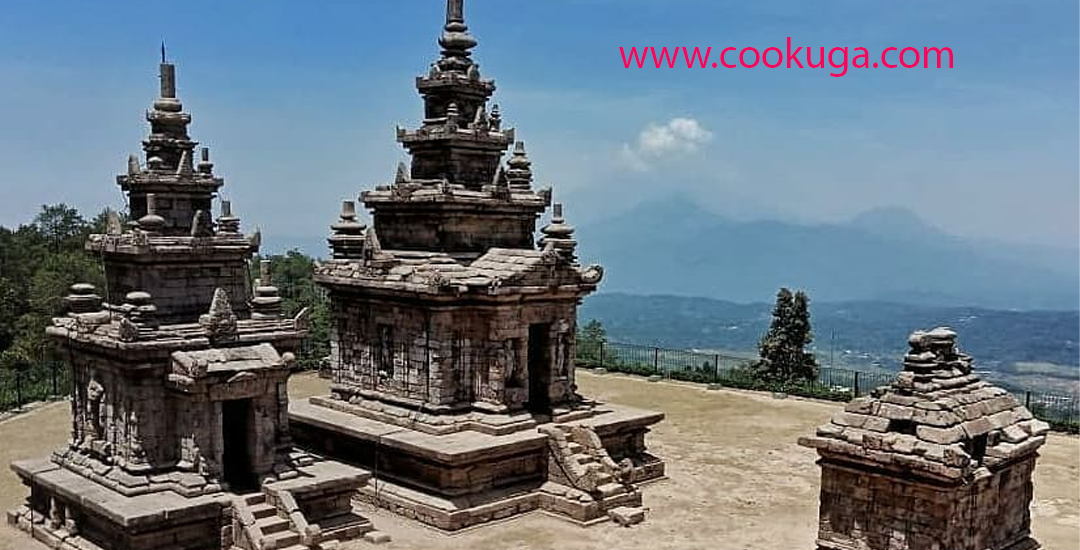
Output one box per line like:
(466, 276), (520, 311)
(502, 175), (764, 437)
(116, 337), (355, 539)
(8, 54), (378, 550)
(800, 327), (1045, 550)
(97, 57), (252, 323)
(289, 0), (665, 531)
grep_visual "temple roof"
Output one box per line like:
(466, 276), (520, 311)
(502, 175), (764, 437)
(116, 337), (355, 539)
(799, 327), (1048, 483)
(314, 247), (603, 297)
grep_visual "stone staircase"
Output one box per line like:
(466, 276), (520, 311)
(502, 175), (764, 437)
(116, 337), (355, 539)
(234, 492), (308, 550)
(540, 424), (646, 525)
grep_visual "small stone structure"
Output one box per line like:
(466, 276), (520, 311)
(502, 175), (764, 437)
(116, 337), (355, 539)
(288, 0), (665, 531)
(7, 57), (379, 550)
(799, 327), (1046, 550)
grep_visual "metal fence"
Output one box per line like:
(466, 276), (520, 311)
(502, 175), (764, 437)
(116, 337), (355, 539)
(0, 357), (71, 414)
(576, 339), (1080, 432)
(2, 339), (1076, 433)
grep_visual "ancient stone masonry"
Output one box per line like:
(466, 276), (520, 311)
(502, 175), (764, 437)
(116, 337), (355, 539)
(7, 56), (381, 550)
(799, 327), (1046, 550)
(288, 0), (665, 531)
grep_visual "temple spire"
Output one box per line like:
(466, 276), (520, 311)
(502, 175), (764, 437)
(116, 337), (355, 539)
(437, 0), (477, 72)
(447, 0), (463, 24)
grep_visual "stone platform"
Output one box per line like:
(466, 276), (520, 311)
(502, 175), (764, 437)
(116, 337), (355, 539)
(8, 456), (376, 550)
(289, 398), (665, 531)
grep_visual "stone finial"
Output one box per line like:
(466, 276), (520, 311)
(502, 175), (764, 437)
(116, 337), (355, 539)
(395, 161), (410, 184)
(539, 203), (577, 261)
(472, 104), (488, 130)
(506, 141), (533, 191)
(154, 61), (182, 113)
(467, 64), (480, 81)
(137, 193), (166, 233)
(200, 288), (238, 340)
(197, 147), (214, 174)
(329, 200), (368, 259)
(446, 103), (460, 130)
(146, 156), (165, 171)
(122, 290), (159, 331)
(127, 154), (141, 176)
(251, 259), (283, 319)
(489, 104), (501, 130)
(191, 210), (213, 237)
(65, 283), (103, 314)
(248, 227), (262, 250)
(436, 0), (478, 73)
(217, 200), (241, 234)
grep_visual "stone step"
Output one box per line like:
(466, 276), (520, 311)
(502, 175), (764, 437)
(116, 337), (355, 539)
(608, 505), (645, 527)
(574, 454), (595, 465)
(255, 515), (290, 535)
(250, 504), (278, 520)
(262, 530), (301, 548)
(594, 472), (613, 485)
(597, 482), (627, 498)
(243, 493), (267, 506)
(567, 442), (585, 454)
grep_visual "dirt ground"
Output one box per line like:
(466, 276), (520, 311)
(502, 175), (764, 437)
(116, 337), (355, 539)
(2, 371), (1077, 550)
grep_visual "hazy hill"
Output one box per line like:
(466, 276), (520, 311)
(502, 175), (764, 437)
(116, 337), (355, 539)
(574, 197), (1078, 310)
(579, 292), (1079, 379)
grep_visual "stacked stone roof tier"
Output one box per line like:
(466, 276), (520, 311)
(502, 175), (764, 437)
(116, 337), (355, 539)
(799, 327), (1048, 483)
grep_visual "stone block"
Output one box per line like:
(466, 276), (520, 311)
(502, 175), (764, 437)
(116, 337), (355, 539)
(608, 506), (644, 527)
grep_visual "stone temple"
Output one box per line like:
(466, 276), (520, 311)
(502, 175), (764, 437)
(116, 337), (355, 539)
(7, 56), (381, 549)
(800, 327), (1047, 550)
(288, 0), (666, 531)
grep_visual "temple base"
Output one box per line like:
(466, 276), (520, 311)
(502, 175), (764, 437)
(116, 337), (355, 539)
(8, 453), (378, 550)
(288, 397), (665, 531)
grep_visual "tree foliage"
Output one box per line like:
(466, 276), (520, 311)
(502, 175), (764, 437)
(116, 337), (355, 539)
(753, 287), (819, 385)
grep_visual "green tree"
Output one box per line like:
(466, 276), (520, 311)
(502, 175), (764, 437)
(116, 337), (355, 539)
(576, 319), (607, 364)
(753, 287), (818, 385)
(253, 250), (331, 370)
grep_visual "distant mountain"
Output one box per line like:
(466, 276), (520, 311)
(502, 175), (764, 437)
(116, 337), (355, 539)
(575, 196), (1079, 310)
(580, 293), (1080, 373)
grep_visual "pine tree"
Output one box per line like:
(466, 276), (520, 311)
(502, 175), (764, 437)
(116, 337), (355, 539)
(754, 287), (818, 385)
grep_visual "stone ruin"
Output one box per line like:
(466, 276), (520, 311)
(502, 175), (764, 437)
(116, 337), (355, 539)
(7, 56), (382, 549)
(800, 327), (1047, 550)
(287, 0), (666, 531)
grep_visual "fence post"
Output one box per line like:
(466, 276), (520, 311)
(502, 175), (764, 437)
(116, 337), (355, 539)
(853, 371), (860, 397)
(1025, 391), (1031, 409)
(599, 341), (605, 368)
(714, 354), (720, 382)
(51, 360), (59, 397)
(15, 368), (23, 410)
(653, 347), (660, 377)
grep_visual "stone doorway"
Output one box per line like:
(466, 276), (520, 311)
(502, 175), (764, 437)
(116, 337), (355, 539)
(527, 323), (552, 415)
(222, 398), (256, 491)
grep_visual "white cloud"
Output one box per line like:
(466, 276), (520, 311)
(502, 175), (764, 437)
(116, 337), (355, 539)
(620, 117), (713, 171)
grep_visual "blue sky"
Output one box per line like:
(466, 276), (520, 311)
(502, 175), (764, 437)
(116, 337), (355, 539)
(0, 0), (1076, 249)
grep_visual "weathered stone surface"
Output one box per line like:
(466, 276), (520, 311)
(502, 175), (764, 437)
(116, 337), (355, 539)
(800, 327), (1046, 550)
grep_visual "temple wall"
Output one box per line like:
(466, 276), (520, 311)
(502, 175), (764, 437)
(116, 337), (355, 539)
(816, 458), (1038, 550)
(103, 259), (250, 323)
(68, 352), (167, 471)
(371, 210), (537, 253)
(328, 296), (581, 411)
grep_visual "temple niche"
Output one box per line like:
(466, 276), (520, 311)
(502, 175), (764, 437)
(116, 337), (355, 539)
(800, 327), (1046, 550)
(288, 0), (665, 531)
(7, 55), (381, 550)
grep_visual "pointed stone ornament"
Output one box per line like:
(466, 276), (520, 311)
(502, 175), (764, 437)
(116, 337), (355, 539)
(539, 203), (577, 261)
(127, 154), (141, 176)
(199, 287), (238, 340)
(105, 209), (123, 235)
(176, 150), (193, 175)
(190, 210), (213, 237)
(329, 200), (368, 259)
(395, 161), (410, 184)
(248, 227), (262, 250)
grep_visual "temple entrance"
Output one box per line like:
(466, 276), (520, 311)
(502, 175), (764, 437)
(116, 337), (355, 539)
(222, 398), (256, 491)
(527, 323), (552, 415)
